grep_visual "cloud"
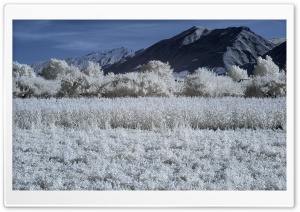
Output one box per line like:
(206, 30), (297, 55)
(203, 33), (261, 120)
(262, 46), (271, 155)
(53, 41), (100, 51)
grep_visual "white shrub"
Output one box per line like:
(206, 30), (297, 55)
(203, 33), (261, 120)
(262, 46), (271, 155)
(140, 60), (176, 96)
(141, 60), (173, 79)
(13, 76), (60, 98)
(139, 72), (172, 97)
(81, 61), (103, 78)
(101, 72), (141, 97)
(227, 65), (248, 81)
(102, 71), (173, 97)
(101, 61), (176, 97)
(184, 68), (245, 97)
(244, 73), (286, 98)
(39, 59), (96, 97)
(58, 74), (91, 98)
(13, 61), (36, 79)
(254, 55), (280, 77)
(245, 55), (286, 97)
(41, 58), (81, 80)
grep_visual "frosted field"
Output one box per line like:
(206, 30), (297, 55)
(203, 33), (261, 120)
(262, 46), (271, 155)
(14, 97), (286, 131)
(13, 97), (286, 190)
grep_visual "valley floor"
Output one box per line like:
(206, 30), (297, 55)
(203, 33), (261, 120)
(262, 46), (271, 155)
(12, 97), (286, 190)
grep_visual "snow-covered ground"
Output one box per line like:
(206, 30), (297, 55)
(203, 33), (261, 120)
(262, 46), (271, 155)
(13, 97), (286, 190)
(13, 97), (286, 131)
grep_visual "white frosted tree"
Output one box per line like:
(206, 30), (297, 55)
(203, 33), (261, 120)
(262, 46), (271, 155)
(227, 65), (248, 81)
(13, 61), (36, 79)
(244, 55), (286, 98)
(184, 67), (245, 97)
(81, 61), (103, 78)
(253, 55), (280, 77)
(14, 77), (61, 98)
(141, 60), (173, 79)
(101, 61), (176, 97)
(41, 58), (80, 80)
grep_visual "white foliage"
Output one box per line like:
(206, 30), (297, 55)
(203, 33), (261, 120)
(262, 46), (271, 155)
(13, 61), (36, 79)
(244, 73), (286, 98)
(227, 65), (248, 81)
(246, 55), (286, 97)
(139, 72), (174, 97)
(253, 55), (280, 77)
(81, 61), (104, 78)
(39, 59), (97, 97)
(14, 97), (286, 131)
(141, 60), (173, 79)
(102, 61), (176, 97)
(13, 97), (286, 190)
(13, 77), (60, 98)
(102, 72), (141, 97)
(41, 58), (81, 80)
(13, 124), (286, 190)
(102, 71), (174, 97)
(184, 68), (245, 97)
(12, 58), (286, 98)
(59, 75), (91, 98)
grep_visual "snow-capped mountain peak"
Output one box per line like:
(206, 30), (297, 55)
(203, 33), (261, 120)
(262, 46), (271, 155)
(65, 47), (135, 69)
(31, 47), (136, 73)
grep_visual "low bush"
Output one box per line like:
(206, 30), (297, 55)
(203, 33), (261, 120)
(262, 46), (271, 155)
(184, 68), (245, 97)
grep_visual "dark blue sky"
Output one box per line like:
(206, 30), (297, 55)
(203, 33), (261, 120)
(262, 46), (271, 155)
(13, 20), (286, 64)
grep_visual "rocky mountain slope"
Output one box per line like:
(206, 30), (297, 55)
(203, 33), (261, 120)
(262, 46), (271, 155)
(31, 26), (284, 76)
(105, 26), (276, 74)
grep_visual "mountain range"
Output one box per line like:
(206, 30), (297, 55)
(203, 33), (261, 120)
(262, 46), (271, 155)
(31, 47), (141, 74)
(30, 26), (286, 76)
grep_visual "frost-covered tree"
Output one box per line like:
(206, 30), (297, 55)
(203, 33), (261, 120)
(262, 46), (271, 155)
(101, 71), (173, 98)
(184, 68), (245, 97)
(253, 55), (280, 77)
(101, 61), (176, 97)
(13, 61), (36, 79)
(141, 60), (173, 79)
(81, 61), (103, 78)
(13, 77), (61, 98)
(41, 58), (80, 80)
(139, 72), (173, 97)
(101, 72), (141, 97)
(140, 60), (176, 96)
(227, 65), (248, 81)
(58, 75), (91, 97)
(245, 56), (286, 97)
(244, 72), (286, 98)
(39, 59), (92, 97)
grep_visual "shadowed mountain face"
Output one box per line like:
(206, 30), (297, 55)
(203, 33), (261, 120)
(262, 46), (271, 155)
(105, 26), (276, 74)
(263, 41), (286, 70)
(240, 41), (287, 75)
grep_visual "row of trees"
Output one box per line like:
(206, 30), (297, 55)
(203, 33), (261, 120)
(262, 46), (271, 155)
(13, 56), (286, 98)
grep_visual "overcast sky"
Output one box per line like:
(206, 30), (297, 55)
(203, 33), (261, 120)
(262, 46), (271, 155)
(13, 20), (286, 64)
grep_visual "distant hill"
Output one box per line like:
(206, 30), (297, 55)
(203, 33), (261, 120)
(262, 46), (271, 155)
(31, 47), (138, 74)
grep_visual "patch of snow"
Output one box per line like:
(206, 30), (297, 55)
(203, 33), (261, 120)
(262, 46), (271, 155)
(181, 27), (211, 46)
(268, 38), (286, 45)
